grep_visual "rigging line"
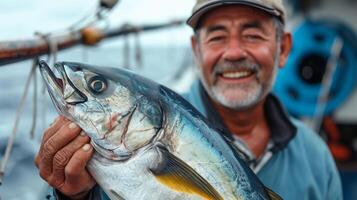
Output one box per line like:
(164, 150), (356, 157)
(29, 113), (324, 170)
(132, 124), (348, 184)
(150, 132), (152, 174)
(44, 1), (111, 35)
(123, 33), (130, 68)
(312, 37), (344, 132)
(96, 14), (112, 34)
(34, 32), (58, 65)
(76, 8), (105, 31)
(134, 31), (142, 68)
(0, 60), (37, 184)
(35, 32), (58, 130)
(76, 3), (114, 33)
(48, 35), (58, 65)
(25, 1), (115, 40)
(30, 58), (39, 139)
(68, 6), (99, 32)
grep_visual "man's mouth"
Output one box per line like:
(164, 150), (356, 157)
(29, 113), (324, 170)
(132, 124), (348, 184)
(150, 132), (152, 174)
(219, 69), (255, 79)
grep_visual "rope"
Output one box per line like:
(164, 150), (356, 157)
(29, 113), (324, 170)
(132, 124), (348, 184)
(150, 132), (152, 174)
(134, 32), (142, 68)
(34, 32), (58, 64)
(0, 60), (37, 184)
(30, 59), (39, 139)
(123, 32), (130, 68)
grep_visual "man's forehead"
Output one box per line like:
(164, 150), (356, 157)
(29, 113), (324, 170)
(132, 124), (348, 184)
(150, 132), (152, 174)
(199, 5), (274, 28)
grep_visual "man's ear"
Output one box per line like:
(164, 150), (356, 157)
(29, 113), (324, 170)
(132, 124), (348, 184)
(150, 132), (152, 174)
(278, 32), (292, 68)
(191, 35), (200, 57)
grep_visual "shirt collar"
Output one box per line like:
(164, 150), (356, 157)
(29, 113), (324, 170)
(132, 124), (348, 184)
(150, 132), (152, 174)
(198, 81), (297, 153)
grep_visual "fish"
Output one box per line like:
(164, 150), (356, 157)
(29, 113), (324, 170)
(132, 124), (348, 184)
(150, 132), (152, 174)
(38, 60), (282, 200)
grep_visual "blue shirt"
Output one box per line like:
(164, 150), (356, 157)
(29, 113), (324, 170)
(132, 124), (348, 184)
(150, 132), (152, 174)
(183, 80), (342, 200)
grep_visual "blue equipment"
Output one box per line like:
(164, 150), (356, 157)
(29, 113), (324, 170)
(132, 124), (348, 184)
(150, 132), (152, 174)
(274, 20), (357, 117)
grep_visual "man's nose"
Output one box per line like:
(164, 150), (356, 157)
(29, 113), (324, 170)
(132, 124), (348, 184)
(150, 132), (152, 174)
(222, 39), (247, 61)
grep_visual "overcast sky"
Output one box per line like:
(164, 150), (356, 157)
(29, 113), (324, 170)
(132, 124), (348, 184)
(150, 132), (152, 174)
(0, 0), (196, 45)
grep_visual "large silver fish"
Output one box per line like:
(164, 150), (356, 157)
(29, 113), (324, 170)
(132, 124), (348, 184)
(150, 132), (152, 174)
(38, 61), (281, 200)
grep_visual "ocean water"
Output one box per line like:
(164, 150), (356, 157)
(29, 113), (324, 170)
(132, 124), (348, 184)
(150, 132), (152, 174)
(0, 45), (196, 199)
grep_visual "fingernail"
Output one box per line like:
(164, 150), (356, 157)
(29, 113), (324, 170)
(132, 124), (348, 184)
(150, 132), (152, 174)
(82, 144), (91, 151)
(69, 122), (78, 129)
(80, 131), (86, 136)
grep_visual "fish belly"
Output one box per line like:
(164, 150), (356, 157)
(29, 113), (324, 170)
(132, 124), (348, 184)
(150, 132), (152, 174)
(87, 150), (203, 200)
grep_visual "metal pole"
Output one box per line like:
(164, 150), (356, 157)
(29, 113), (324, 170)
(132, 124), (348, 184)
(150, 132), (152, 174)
(0, 20), (184, 67)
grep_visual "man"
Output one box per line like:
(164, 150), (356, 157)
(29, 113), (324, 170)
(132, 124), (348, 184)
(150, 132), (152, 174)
(35, 0), (343, 199)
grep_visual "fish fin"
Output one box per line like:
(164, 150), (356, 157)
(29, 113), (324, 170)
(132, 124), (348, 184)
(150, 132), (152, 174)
(265, 187), (283, 200)
(151, 148), (223, 200)
(108, 189), (126, 200)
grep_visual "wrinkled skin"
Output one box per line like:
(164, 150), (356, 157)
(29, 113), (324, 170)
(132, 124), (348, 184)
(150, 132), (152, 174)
(191, 5), (291, 157)
(35, 116), (95, 200)
(192, 5), (291, 111)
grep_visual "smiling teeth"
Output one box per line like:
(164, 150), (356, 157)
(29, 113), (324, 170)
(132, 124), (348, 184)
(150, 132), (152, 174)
(222, 71), (251, 78)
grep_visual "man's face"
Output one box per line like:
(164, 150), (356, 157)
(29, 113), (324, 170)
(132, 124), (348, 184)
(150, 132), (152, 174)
(192, 6), (290, 110)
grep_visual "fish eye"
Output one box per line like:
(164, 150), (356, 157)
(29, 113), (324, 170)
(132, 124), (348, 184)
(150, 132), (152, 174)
(88, 76), (107, 94)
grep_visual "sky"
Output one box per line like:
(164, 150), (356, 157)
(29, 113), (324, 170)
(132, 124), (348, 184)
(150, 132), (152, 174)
(0, 0), (196, 45)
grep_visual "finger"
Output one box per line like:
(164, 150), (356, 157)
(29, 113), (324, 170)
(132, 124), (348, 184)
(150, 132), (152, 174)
(38, 122), (81, 178)
(35, 116), (67, 168)
(65, 144), (94, 179)
(42, 116), (68, 142)
(51, 133), (90, 186)
(60, 144), (95, 194)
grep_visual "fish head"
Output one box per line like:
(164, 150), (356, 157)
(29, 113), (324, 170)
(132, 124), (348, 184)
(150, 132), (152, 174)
(39, 61), (163, 161)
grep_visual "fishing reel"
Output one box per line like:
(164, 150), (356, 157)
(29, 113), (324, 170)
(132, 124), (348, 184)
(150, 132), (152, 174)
(273, 19), (357, 117)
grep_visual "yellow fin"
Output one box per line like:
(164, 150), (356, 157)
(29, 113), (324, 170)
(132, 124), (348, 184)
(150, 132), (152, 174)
(265, 187), (283, 200)
(151, 148), (223, 200)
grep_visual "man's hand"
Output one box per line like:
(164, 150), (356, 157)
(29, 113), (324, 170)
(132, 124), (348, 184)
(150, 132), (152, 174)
(35, 116), (96, 199)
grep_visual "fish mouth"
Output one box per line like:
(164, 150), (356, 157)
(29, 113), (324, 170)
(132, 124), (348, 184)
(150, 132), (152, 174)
(39, 61), (87, 118)
(39, 60), (64, 95)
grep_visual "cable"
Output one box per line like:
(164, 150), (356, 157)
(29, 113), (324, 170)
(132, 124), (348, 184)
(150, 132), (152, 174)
(0, 60), (37, 184)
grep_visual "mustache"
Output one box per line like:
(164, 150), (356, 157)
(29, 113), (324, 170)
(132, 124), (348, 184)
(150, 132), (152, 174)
(213, 60), (260, 75)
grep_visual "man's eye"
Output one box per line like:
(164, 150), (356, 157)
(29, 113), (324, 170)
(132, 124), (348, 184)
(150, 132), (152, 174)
(244, 34), (263, 41)
(208, 36), (225, 42)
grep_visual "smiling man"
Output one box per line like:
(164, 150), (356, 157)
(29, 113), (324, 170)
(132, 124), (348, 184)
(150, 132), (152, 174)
(185, 0), (343, 199)
(188, 2), (290, 158)
(35, 0), (343, 200)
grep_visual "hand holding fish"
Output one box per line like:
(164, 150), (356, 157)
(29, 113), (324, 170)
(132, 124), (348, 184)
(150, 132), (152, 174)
(34, 116), (96, 199)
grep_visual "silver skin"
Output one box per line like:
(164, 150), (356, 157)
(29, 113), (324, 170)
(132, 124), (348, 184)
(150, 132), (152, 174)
(39, 61), (276, 200)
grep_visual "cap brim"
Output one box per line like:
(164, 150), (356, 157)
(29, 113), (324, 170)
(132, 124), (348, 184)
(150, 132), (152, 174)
(187, 0), (282, 28)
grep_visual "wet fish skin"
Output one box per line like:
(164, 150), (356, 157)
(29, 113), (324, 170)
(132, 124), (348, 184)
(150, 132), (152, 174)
(39, 61), (281, 200)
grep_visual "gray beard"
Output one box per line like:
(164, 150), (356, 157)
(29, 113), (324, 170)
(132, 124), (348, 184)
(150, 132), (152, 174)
(209, 81), (263, 111)
(200, 52), (280, 111)
(201, 73), (263, 111)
